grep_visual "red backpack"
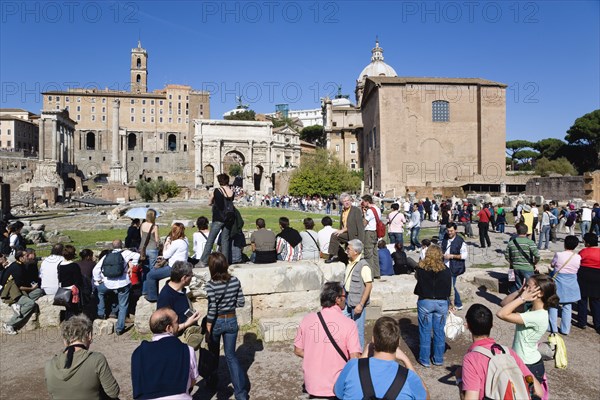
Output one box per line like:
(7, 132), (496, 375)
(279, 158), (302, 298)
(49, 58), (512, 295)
(370, 207), (386, 239)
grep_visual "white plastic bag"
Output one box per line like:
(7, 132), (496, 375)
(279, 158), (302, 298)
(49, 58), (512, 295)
(444, 311), (465, 341)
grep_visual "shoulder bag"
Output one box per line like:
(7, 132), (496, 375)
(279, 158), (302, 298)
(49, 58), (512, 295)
(549, 252), (576, 280)
(53, 263), (72, 307)
(317, 311), (348, 362)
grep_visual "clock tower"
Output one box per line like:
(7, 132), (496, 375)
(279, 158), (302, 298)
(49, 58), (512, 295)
(130, 40), (148, 93)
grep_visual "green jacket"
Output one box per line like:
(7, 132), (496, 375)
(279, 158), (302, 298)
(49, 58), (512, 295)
(45, 349), (120, 400)
(505, 236), (540, 271)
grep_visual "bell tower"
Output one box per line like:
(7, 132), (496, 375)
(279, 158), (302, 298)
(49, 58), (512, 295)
(130, 40), (148, 93)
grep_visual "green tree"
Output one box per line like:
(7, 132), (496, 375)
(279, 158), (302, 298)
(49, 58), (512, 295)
(288, 149), (361, 196)
(564, 110), (600, 172)
(135, 179), (181, 202)
(224, 110), (256, 121)
(535, 157), (578, 176)
(229, 164), (243, 177)
(533, 138), (565, 160)
(513, 149), (540, 167)
(300, 125), (326, 147)
(506, 140), (535, 170)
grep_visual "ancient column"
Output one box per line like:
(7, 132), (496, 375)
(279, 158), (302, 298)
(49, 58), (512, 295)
(39, 118), (45, 161)
(51, 119), (58, 161)
(111, 100), (120, 167)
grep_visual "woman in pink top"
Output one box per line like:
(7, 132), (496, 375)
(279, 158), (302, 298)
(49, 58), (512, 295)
(386, 203), (406, 245)
(548, 235), (581, 335)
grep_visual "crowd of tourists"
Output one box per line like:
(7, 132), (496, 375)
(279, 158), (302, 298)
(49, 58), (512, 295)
(1, 174), (599, 399)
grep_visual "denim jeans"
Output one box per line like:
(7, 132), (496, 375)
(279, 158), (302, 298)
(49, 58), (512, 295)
(408, 227), (421, 250)
(549, 303), (573, 334)
(538, 225), (551, 250)
(510, 269), (534, 293)
(142, 248), (159, 294)
(145, 265), (172, 301)
(580, 221), (591, 238)
(209, 316), (248, 400)
(388, 232), (403, 245)
(496, 222), (505, 233)
(417, 299), (448, 366)
(97, 283), (130, 333)
(200, 221), (231, 264)
(451, 275), (462, 308)
(438, 226), (447, 242)
(344, 304), (366, 350)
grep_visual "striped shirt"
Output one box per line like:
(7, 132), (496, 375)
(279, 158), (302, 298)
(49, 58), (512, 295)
(505, 237), (540, 271)
(205, 276), (244, 321)
(276, 237), (302, 261)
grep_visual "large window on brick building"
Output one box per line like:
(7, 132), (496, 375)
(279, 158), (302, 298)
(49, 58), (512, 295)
(86, 132), (95, 150)
(432, 100), (449, 122)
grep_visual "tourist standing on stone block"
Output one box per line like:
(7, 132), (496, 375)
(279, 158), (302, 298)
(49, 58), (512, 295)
(361, 195), (381, 278)
(205, 252), (248, 400)
(145, 223), (189, 302)
(300, 217), (320, 261)
(294, 282), (361, 399)
(414, 244), (451, 367)
(157, 261), (202, 350)
(317, 216), (336, 259)
(342, 239), (373, 349)
(476, 205), (492, 249)
(131, 307), (198, 399)
(442, 223), (468, 310)
(505, 224), (540, 293)
(326, 193), (365, 264)
(548, 235), (581, 335)
(92, 240), (138, 335)
(387, 203), (406, 245)
(250, 218), (277, 264)
(39, 243), (65, 295)
(275, 217), (303, 262)
(140, 209), (160, 295)
(199, 173), (234, 266)
(1, 249), (46, 335)
(45, 315), (120, 399)
(334, 317), (428, 400)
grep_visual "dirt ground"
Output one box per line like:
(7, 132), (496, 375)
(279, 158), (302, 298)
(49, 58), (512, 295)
(1, 291), (599, 400)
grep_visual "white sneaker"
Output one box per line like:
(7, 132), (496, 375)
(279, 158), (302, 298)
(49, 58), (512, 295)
(11, 303), (21, 316)
(2, 323), (17, 335)
(456, 306), (464, 311)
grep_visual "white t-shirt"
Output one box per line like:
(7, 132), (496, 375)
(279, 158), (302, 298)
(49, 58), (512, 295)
(388, 211), (406, 233)
(192, 231), (208, 259)
(317, 226), (335, 253)
(581, 207), (592, 222)
(403, 201), (411, 212)
(364, 206), (381, 231)
(163, 238), (189, 266)
(531, 207), (539, 218)
(39, 255), (65, 295)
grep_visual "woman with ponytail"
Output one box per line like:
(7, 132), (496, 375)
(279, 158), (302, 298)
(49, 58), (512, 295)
(497, 274), (559, 391)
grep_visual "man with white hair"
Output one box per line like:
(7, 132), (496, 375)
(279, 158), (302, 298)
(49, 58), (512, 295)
(343, 239), (373, 349)
(92, 239), (139, 335)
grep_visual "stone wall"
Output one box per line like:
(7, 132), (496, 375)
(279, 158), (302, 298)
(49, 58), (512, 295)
(525, 175), (585, 201)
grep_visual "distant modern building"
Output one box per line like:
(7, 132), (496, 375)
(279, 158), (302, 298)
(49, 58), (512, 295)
(265, 105), (323, 128)
(0, 109), (39, 154)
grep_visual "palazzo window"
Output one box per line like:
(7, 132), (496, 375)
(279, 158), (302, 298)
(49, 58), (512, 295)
(432, 100), (449, 122)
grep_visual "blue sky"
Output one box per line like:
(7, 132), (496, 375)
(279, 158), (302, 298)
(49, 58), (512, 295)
(1, 0), (598, 142)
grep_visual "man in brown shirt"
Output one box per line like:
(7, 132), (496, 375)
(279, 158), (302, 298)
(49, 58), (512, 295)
(325, 193), (365, 264)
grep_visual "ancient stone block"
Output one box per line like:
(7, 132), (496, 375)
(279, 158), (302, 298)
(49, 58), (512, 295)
(93, 319), (115, 336)
(231, 262), (324, 295)
(253, 291), (320, 320)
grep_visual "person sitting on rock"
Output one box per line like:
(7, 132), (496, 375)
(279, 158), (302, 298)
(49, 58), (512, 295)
(276, 217), (302, 262)
(1, 249), (46, 334)
(39, 244), (65, 296)
(131, 307), (198, 399)
(156, 261), (202, 350)
(250, 218), (277, 264)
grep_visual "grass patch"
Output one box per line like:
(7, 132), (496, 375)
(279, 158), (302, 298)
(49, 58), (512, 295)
(471, 263), (500, 269)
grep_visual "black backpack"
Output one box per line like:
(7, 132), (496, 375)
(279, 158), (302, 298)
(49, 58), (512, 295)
(219, 189), (235, 225)
(358, 358), (408, 400)
(101, 251), (125, 278)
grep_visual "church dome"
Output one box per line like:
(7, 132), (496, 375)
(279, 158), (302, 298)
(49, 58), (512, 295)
(357, 40), (397, 82)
